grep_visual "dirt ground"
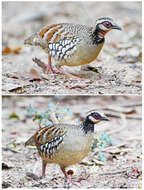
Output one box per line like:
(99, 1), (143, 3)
(2, 2), (142, 95)
(2, 96), (142, 188)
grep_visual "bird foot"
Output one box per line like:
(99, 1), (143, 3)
(32, 57), (57, 74)
(32, 57), (82, 79)
(72, 175), (85, 182)
(65, 173), (88, 184)
(45, 64), (56, 74)
(57, 67), (81, 79)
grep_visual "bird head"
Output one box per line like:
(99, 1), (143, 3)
(93, 17), (122, 38)
(87, 112), (109, 124)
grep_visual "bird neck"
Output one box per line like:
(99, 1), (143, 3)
(82, 118), (94, 134)
(92, 28), (105, 44)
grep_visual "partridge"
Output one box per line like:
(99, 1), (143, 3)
(25, 112), (109, 183)
(24, 17), (121, 79)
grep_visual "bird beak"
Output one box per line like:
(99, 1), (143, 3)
(111, 24), (122, 31)
(100, 116), (109, 121)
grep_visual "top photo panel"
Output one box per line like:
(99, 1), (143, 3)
(2, 1), (142, 95)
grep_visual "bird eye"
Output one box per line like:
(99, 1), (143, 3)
(91, 112), (99, 118)
(103, 21), (111, 28)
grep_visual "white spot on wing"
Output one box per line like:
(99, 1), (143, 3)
(56, 43), (59, 49)
(52, 50), (55, 56)
(48, 44), (53, 50)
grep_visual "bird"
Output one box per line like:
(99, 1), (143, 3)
(25, 112), (109, 183)
(24, 17), (121, 79)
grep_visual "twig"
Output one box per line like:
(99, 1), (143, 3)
(120, 101), (142, 107)
(100, 170), (127, 176)
(93, 143), (126, 153)
(2, 147), (19, 153)
(32, 57), (47, 73)
(125, 136), (141, 141)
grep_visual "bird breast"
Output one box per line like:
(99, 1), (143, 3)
(43, 130), (94, 168)
(56, 40), (104, 67)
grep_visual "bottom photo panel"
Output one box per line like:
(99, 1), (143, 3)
(2, 95), (142, 188)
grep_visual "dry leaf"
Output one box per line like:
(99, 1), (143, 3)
(2, 181), (11, 188)
(65, 83), (89, 89)
(2, 46), (22, 54)
(138, 52), (142, 62)
(125, 167), (142, 179)
(26, 172), (40, 181)
(29, 68), (40, 77)
(116, 55), (138, 64)
(2, 162), (13, 170)
(10, 132), (18, 135)
(10, 69), (41, 82)
(2, 46), (11, 54)
(8, 86), (23, 92)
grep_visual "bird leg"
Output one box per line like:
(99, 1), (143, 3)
(61, 167), (72, 183)
(46, 56), (56, 74)
(57, 66), (81, 79)
(41, 160), (47, 179)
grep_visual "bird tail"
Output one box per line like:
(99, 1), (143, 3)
(24, 33), (40, 46)
(25, 136), (36, 147)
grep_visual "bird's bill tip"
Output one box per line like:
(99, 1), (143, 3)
(100, 116), (109, 121)
(111, 24), (122, 30)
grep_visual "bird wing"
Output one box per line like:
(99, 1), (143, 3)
(38, 24), (82, 59)
(38, 23), (78, 43)
(33, 125), (67, 157)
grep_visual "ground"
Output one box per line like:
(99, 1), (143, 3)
(2, 96), (142, 188)
(2, 2), (142, 95)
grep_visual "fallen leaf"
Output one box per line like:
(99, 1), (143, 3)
(8, 86), (23, 93)
(9, 112), (20, 120)
(12, 46), (22, 54)
(2, 181), (11, 188)
(80, 161), (94, 166)
(10, 132), (18, 135)
(90, 158), (106, 166)
(116, 55), (138, 64)
(2, 162), (13, 170)
(2, 46), (11, 54)
(10, 69), (41, 82)
(124, 167), (142, 179)
(123, 109), (136, 114)
(2, 46), (22, 54)
(138, 52), (142, 62)
(26, 172), (40, 181)
(29, 68), (40, 77)
(65, 83), (89, 89)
